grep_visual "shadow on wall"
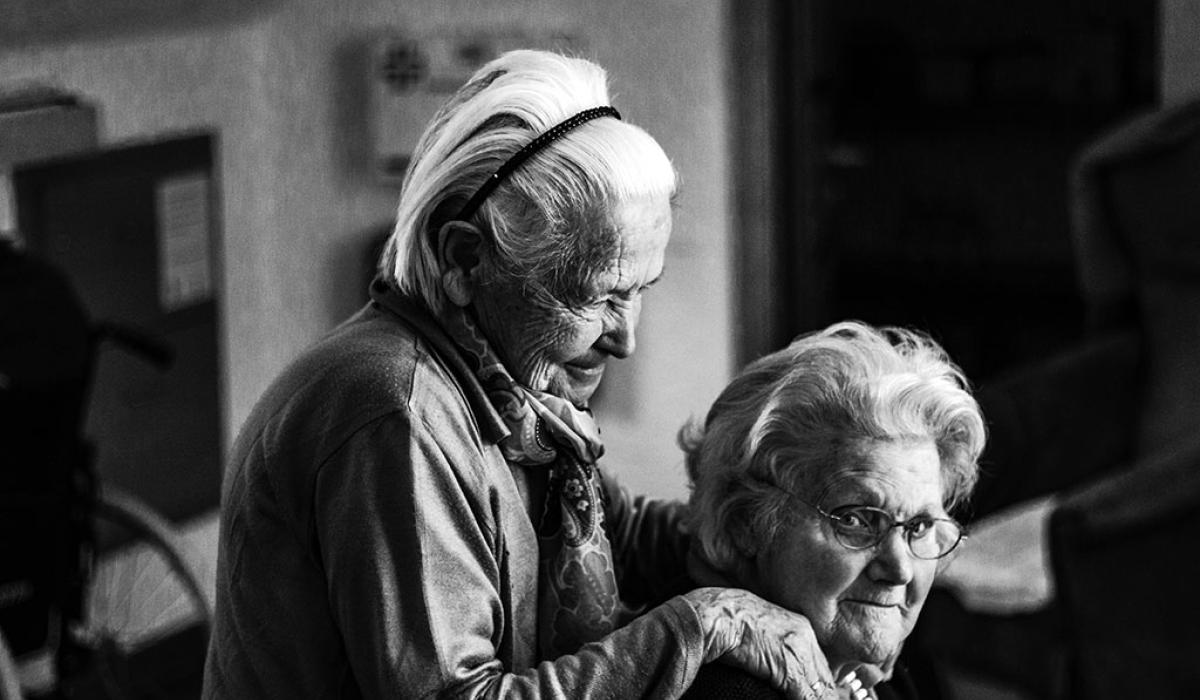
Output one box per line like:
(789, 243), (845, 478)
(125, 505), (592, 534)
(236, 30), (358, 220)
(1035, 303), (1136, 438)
(0, 0), (285, 48)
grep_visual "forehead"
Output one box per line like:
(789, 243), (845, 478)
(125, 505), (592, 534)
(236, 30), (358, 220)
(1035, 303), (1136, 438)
(592, 194), (672, 283)
(822, 440), (945, 513)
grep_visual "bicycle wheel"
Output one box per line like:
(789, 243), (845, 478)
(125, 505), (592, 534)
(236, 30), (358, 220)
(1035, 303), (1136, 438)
(66, 487), (212, 700)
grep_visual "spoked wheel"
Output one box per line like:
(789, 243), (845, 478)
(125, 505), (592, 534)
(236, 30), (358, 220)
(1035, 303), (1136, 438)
(63, 488), (211, 700)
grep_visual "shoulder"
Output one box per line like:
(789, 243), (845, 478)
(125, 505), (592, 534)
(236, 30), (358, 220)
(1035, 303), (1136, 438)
(272, 305), (469, 429)
(231, 305), (485, 479)
(306, 306), (449, 408)
(225, 305), (505, 533)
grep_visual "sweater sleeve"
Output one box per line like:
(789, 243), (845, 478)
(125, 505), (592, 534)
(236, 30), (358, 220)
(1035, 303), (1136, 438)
(314, 411), (707, 699)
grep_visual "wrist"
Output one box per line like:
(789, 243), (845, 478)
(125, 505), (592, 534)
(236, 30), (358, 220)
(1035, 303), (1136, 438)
(680, 587), (745, 663)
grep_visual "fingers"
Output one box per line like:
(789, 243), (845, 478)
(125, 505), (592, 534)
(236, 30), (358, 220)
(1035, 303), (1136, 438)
(770, 618), (837, 700)
(778, 637), (837, 700)
(780, 675), (837, 700)
(683, 587), (839, 699)
(848, 663), (886, 689)
(799, 677), (837, 700)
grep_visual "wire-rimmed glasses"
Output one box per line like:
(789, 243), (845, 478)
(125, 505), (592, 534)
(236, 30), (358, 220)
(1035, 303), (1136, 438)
(799, 499), (966, 560)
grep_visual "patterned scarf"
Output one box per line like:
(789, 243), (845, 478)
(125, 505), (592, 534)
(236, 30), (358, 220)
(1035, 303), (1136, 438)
(439, 306), (621, 660)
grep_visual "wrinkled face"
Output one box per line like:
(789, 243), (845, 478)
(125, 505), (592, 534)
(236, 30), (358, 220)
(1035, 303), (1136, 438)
(470, 193), (672, 406)
(754, 440), (944, 676)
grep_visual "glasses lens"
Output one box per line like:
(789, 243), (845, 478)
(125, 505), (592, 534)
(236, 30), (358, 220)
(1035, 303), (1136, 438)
(824, 505), (963, 559)
(908, 519), (962, 560)
(827, 506), (888, 549)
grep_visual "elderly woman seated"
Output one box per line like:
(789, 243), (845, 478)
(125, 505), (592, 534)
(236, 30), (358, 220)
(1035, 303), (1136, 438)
(681, 321), (985, 700)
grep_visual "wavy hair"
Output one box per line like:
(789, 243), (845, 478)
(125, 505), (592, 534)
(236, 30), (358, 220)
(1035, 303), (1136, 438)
(378, 49), (678, 311)
(681, 321), (985, 574)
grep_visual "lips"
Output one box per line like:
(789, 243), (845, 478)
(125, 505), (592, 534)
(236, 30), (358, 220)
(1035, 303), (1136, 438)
(565, 352), (606, 373)
(564, 362), (605, 381)
(842, 598), (903, 609)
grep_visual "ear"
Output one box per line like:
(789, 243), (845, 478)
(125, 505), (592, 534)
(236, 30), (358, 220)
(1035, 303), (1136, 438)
(435, 220), (484, 307)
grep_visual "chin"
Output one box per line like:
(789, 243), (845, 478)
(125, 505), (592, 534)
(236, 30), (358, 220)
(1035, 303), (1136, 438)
(561, 384), (599, 407)
(831, 630), (904, 669)
(547, 373), (603, 406)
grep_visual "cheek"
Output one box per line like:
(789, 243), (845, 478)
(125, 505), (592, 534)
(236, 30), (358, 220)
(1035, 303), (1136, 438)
(905, 561), (939, 615)
(763, 533), (863, 632)
(508, 312), (600, 377)
(807, 551), (867, 621)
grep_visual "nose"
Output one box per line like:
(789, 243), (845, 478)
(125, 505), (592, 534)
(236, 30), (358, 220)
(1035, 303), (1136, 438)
(597, 297), (641, 359)
(867, 528), (915, 586)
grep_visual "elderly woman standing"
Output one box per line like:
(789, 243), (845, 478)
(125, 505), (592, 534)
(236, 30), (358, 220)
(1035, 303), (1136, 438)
(203, 50), (841, 699)
(682, 322), (985, 699)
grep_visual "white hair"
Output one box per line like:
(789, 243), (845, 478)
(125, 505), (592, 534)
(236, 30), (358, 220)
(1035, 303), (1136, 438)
(379, 49), (678, 311)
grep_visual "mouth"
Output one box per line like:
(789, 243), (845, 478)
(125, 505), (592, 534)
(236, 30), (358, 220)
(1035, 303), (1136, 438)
(564, 362), (605, 382)
(842, 599), (902, 610)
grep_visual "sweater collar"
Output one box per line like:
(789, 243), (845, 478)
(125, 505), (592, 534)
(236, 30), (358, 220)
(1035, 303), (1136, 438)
(368, 278), (511, 447)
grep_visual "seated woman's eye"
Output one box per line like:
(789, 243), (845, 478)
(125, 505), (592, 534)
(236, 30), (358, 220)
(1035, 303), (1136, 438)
(906, 517), (936, 539)
(833, 508), (875, 532)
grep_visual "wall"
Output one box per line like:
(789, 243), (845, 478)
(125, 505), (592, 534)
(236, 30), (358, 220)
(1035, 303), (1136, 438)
(1162, 0), (1200, 105)
(0, 0), (734, 504)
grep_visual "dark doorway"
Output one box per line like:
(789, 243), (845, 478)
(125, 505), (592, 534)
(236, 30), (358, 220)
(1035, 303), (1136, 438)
(734, 0), (1159, 383)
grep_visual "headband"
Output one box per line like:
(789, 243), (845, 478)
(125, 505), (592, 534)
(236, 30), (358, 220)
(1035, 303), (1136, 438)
(456, 106), (622, 222)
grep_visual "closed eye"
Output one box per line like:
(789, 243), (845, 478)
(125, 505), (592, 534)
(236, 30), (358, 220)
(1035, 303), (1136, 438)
(588, 271), (663, 308)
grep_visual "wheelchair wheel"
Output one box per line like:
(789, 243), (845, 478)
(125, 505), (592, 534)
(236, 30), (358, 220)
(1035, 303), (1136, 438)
(63, 487), (211, 700)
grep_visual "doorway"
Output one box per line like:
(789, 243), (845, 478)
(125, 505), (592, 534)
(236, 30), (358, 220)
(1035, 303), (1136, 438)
(732, 0), (1159, 383)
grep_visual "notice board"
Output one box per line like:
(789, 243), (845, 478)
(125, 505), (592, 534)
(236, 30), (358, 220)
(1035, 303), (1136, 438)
(14, 133), (222, 522)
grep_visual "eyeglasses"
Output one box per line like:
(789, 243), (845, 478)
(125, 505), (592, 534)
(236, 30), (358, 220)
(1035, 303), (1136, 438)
(798, 500), (966, 560)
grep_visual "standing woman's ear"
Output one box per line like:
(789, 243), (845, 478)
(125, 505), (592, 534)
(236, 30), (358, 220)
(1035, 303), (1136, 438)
(436, 220), (485, 307)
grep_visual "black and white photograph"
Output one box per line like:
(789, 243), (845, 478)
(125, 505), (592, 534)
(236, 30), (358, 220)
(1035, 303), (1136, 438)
(1, 1), (1195, 698)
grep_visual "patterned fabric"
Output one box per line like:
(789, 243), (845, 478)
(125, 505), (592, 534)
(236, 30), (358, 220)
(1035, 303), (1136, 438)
(439, 306), (620, 660)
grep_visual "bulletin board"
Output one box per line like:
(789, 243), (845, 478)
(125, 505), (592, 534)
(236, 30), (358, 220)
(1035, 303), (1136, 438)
(14, 132), (223, 522)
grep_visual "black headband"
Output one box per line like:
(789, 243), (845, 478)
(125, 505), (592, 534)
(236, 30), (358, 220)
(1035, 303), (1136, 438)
(455, 106), (622, 222)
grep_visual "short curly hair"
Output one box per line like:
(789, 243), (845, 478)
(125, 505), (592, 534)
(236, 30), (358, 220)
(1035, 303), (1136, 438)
(681, 321), (985, 574)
